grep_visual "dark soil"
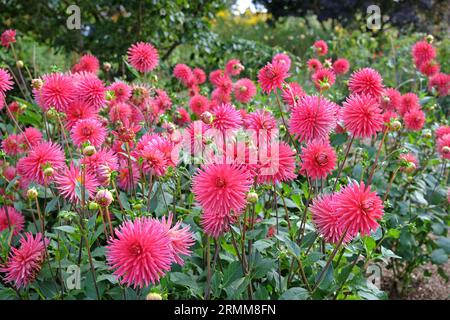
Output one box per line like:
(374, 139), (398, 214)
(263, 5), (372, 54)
(382, 260), (450, 300)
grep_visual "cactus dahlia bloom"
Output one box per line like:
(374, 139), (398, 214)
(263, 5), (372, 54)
(332, 58), (350, 75)
(257, 61), (289, 93)
(313, 40), (328, 56)
(0, 68), (14, 106)
(1, 29), (16, 48)
(106, 217), (173, 288)
(34, 72), (76, 112)
(348, 68), (384, 98)
(312, 68), (336, 90)
(0, 206), (25, 236)
(272, 53), (291, 71)
(289, 95), (337, 143)
(310, 194), (354, 244)
(411, 40), (436, 67)
(189, 94), (210, 116)
(300, 140), (337, 180)
(342, 93), (384, 138)
(233, 78), (257, 104)
(437, 134), (450, 160)
(398, 93), (420, 116)
(17, 141), (66, 185)
(161, 213), (194, 266)
(281, 82), (304, 107)
(307, 59), (322, 72)
(428, 73), (449, 97)
(70, 118), (107, 148)
(404, 109), (426, 131)
(0, 233), (48, 288)
(256, 142), (297, 184)
(333, 182), (384, 237)
(54, 164), (100, 203)
(127, 42), (159, 73)
(72, 54), (100, 74)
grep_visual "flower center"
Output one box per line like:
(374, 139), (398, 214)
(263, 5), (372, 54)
(130, 243), (143, 256)
(215, 177), (226, 188)
(82, 126), (94, 136)
(315, 152), (329, 166)
(361, 199), (374, 212)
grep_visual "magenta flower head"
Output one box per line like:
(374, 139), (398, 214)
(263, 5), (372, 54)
(1, 29), (16, 48)
(95, 189), (114, 207)
(127, 42), (159, 73)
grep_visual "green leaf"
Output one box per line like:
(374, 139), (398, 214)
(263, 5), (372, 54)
(54, 225), (76, 234)
(430, 249), (448, 265)
(436, 237), (450, 254)
(222, 261), (243, 288)
(45, 196), (60, 214)
(381, 246), (401, 259)
(279, 287), (310, 300)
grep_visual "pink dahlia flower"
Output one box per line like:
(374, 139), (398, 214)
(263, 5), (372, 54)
(281, 82), (304, 107)
(437, 134), (450, 159)
(428, 73), (449, 97)
(289, 95), (337, 143)
(342, 93), (384, 138)
(107, 217), (173, 288)
(256, 142), (297, 184)
(258, 61), (289, 93)
(70, 118), (107, 148)
(117, 159), (140, 191)
(404, 109), (425, 131)
(380, 88), (401, 112)
(419, 60), (440, 77)
(0, 232), (48, 288)
(312, 68), (336, 90)
(332, 58), (350, 75)
(398, 93), (420, 116)
(72, 54), (100, 74)
(233, 78), (256, 104)
(36, 73), (76, 112)
(310, 194), (354, 244)
(54, 164), (99, 203)
(17, 141), (66, 185)
(193, 67), (206, 85)
(307, 58), (322, 72)
(300, 140), (337, 179)
(334, 182), (384, 237)
(272, 53), (291, 71)
(108, 81), (132, 103)
(189, 94), (210, 116)
(313, 40), (328, 56)
(1, 29), (16, 48)
(174, 64), (194, 86)
(225, 59), (244, 76)
(0, 206), (25, 236)
(211, 103), (243, 132)
(74, 72), (106, 110)
(161, 213), (194, 266)
(411, 40), (436, 67)
(348, 67), (384, 98)
(436, 126), (450, 139)
(127, 42), (159, 73)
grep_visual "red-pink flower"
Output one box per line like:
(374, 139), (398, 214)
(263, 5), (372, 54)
(17, 141), (66, 185)
(109, 102), (132, 123)
(281, 82), (304, 107)
(307, 58), (322, 72)
(312, 68), (336, 90)
(193, 67), (206, 84)
(310, 194), (354, 244)
(127, 42), (159, 73)
(380, 88), (401, 112)
(72, 54), (100, 74)
(0, 68), (14, 101)
(70, 118), (107, 148)
(436, 126), (450, 139)
(398, 93), (420, 116)
(225, 59), (244, 76)
(272, 53), (291, 70)
(256, 142), (296, 184)
(211, 103), (242, 132)
(334, 182), (384, 237)
(108, 81), (132, 103)
(437, 134), (450, 159)
(411, 40), (436, 67)
(419, 60), (440, 77)
(0, 206), (25, 236)
(174, 107), (191, 126)
(189, 94), (210, 116)
(289, 95), (337, 143)
(233, 78), (256, 103)
(332, 58), (350, 75)
(1, 29), (16, 48)
(342, 94), (384, 138)
(300, 140), (337, 179)
(106, 217), (173, 288)
(117, 159), (140, 191)
(258, 61), (289, 93)
(174, 64), (194, 86)
(64, 100), (98, 130)
(54, 164), (99, 203)
(404, 109), (425, 131)
(245, 109), (277, 133)
(19, 127), (43, 151)
(161, 213), (194, 266)
(399, 153), (419, 172)
(0, 232), (48, 288)
(74, 72), (106, 110)
(193, 163), (252, 216)
(348, 68), (384, 98)
(428, 73), (449, 97)
(81, 148), (119, 186)
(313, 40), (328, 56)
(36, 73), (76, 112)
(2, 134), (21, 156)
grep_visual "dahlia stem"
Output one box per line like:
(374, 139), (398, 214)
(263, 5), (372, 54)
(332, 252), (361, 300)
(105, 207), (114, 237)
(124, 142), (136, 197)
(111, 179), (125, 214)
(332, 135), (355, 191)
(204, 236), (211, 300)
(274, 91), (299, 150)
(79, 217), (101, 300)
(383, 166), (400, 202)
(56, 113), (73, 161)
(273, 184), (282, 292)
(147, 174), (154, 212)
(367, 127), (389, 185)
(34, 197), (45, 233)
(3, 98), (32, 148)
(312, 228), (348, 293)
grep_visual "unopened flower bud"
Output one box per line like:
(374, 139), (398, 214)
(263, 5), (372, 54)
(43, 167), (54, 177)
(132, 203), (143, 210)
(46, 107), (58, 120)
(88, 201), (99, 210)
(27, 188), (38, 200)
(201, 111), (213, 125)
(95, 189), (114, 207)
(422, 130), (432, 139)
(404, 162), (416, 174)
(16, 60), (24, 69)
(83, 145), (96, 157)
(320, 82), (331, 91)
(426, 34), (434, 44)
(103, 62), (112, 72)
(32, 78), (43, 90)
(390, 120), (402, 131)
(247, 192), (258, 203)
(323, 59), (332, 68)
(442, 146), (450, 155)
(146, 293), (162, 300)
(382, 95), (390, 103)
